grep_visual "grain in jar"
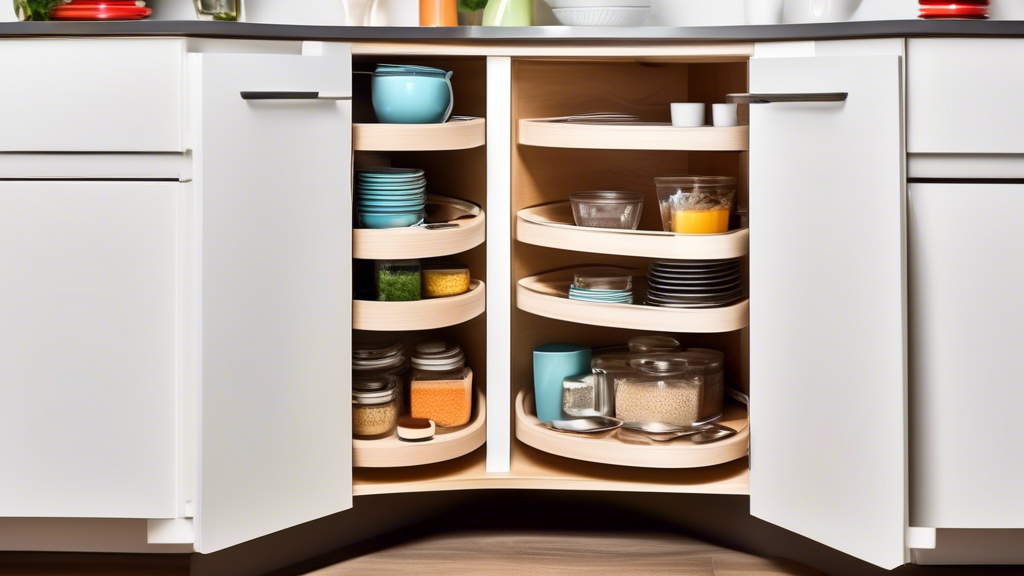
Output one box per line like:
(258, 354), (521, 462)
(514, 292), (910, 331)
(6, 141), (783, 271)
(422, 262), (471, 298)
(409, 340), (473, 427)
(615, 356), (702, 426)
(352, 374), (401, 438)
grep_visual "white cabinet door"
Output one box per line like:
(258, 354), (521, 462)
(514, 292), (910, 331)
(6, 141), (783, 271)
(191, 52), (353, 553)
(748, 56), (907, 569)
(0, 181), (179, 518)
(909, 183), (1024, 528)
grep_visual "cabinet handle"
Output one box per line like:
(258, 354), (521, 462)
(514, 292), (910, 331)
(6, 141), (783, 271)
(726, 92), (848, 104)
(240, 91), (352, 101)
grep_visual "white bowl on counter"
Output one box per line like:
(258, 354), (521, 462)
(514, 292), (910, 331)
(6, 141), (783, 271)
(783, 0), (864, 23)
(544, 0), (651, 26)
(651, 0), (745, 26)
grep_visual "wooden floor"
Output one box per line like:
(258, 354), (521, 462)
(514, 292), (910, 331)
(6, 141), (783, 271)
(305, 531), (823, 576)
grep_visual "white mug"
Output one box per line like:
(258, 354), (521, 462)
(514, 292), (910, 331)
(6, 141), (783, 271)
(713, 103), (739, 127)
(671, 103), (705, 127)
(745, 0), (784, 24)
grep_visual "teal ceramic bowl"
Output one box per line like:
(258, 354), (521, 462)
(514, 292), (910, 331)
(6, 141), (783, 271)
(357, 183), (427, 191)
(357, 194), (427, 203)
(358, 211), (424, 229)
(358, 199), (427, 208)
(372, 68), (454, 124)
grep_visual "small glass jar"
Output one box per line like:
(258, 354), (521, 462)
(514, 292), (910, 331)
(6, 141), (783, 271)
(193, 0), (239, 21)
(655, 176), (737, 235)
(375, 259), (421, 302)
(562, 372), (615, 418)
(681, 348), (726, 424)
(409, 341), (473, 427)
(616, 356), (703, 427)
(422, 262), (471, 299)
(352, 374), (401, 439)
(353, 340), (407, 375)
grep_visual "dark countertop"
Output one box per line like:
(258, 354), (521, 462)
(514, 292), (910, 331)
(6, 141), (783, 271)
(1, 19), (1023, 41)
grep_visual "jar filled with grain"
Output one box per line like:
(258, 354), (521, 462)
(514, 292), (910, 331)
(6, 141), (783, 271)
(422, 262), (471, 299)
(615, 356), (703, 427)
(409, 340), (473, 427)
(680, 348), (726, 424)
(352, 374), (401, 439)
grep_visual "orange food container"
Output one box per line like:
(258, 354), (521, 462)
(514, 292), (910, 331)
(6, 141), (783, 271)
(420, 0), (458, 26)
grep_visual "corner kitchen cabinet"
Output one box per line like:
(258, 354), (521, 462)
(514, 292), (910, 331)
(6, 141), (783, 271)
(0, 39), (356, 554)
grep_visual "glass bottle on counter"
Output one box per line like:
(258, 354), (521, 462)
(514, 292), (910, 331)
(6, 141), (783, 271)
(409, 340), (473, 427)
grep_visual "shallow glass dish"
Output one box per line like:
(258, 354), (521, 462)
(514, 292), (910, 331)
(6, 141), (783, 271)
(572, 267), (633, 291)
(569, 191), (644, 230)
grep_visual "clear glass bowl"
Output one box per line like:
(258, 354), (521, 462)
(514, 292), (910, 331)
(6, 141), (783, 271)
(572, 267), (633, 291)
(569, 191), (644, 230)
(654, 176), (736, 235)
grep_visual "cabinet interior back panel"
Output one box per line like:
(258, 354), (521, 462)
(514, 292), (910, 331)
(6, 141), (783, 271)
(0, 181), (179, 518)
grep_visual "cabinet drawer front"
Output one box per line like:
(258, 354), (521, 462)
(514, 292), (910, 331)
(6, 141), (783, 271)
(908, 39), (1024, 154)
(0, 39), (183, 152)
(0, 181), (180, 518)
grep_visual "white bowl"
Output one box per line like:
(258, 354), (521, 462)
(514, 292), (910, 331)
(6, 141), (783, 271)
(784, 0), (863, 23)
(651, 0), (744, 26)
(547, 0), (650, 8)
(551, 7), (652, 26)
(671, 103), (705, 128)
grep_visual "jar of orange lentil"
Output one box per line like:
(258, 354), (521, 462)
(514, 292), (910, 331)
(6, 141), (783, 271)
(409, 340), (473, 428)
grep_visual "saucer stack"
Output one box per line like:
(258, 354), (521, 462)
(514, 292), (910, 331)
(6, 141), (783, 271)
(51, 0), (152, 20)
(646, 259), (744, 309)
(568, 268), (634, 305)
(355, 168), (427, 229)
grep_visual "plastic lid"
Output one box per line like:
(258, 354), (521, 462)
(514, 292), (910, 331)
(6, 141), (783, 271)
(629, 335), (682, 353)
(411, 340), (466, 371)
(352, 374), (400, 405)
(569, 191), (645, 205)
(572, 267), (633, 291)
(654, 176), (737, 188)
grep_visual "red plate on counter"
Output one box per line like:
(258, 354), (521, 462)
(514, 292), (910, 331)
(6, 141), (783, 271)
(50, 5), (152, 19)
(919, 5), (989, 18)
(64, 0), (147, 5)
(919, 0), (987, 4)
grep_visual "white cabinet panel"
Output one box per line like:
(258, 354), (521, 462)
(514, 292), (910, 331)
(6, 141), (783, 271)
(0, 181), (179, 518)
(191, 52), (353, 553)
(0, 39), (183, 153)
(908, 39), (1024, 154)
(749, 55), (907, 569)
(909, 183), (1024, 528)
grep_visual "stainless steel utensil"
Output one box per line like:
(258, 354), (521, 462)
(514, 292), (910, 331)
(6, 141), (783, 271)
(623, 421), (738, 444)
(543, 416), (624, 434)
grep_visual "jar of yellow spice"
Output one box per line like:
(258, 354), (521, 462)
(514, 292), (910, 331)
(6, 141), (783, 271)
(655, 176), (736, 234)
(409, 340), (473, 427)
(422, 262), (471, 298)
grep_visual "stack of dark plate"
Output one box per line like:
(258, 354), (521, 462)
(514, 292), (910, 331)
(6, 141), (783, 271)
(646, 259), (744, 308)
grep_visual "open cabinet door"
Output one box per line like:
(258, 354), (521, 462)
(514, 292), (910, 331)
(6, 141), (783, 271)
(191, 51), (353, 553)
(748, 55), (906, 569)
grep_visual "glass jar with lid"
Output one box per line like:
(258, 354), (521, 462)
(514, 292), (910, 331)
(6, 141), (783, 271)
(352, 340), (407, 376)
(410, 340), (473, 427)
(615, 355), (709, 427)
(655, 176), (737, 235)
(352, 374), (401, 439)
(681, 348), (726, 424)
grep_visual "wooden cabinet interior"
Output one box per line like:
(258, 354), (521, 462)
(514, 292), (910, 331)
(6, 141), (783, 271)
(510, 57), (751, 479)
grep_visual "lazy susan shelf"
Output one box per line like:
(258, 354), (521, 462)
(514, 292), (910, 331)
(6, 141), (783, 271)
(515, 390), (749, 470)
(518, 118), (748, 151)
(354, 387), (486, 468)
(517, 272), (748, 333)
(354, 117), (485, 151)
(354, 280), (485, 331)
(518, 202), (748, 260)
(354, 196), (485, 259)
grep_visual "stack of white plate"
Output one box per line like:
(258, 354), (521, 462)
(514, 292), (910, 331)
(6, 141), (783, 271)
(646, 260), (745, 309)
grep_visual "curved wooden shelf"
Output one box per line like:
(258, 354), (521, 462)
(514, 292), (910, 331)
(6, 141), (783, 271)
(354, 388), (486, 468)
(517, 271), (748, 333)
(518, 118), (748, 151)
(354, 117), (485, 151)
(354, 197), (485, 260)
(515, 390), (748, 470)
(518, 202), (748, 260)
(354, 280), (485, 331)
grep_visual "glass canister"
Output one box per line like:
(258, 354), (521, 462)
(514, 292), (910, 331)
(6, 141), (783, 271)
(410, 340), (473, 427)
(563, 372), (615, 418)
(353, 340), (407, 376)
(655, 176), (737, 235)
(352, 374), (401, 439)
(375, 259), (421, 302)
(422, 262), (471, 298)
(193, 0), (239, 21)
(615, 356), (704, 427)
(681, 348), (726, 424)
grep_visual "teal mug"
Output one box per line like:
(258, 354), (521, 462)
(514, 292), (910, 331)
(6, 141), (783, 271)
(533, 343), (592, 422)
(371, 67), (454, 124)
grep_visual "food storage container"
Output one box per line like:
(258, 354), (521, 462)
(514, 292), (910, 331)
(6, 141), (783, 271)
(573, 268), (633, 291)
(655, 176), (736, 235)
(681, 348), (726, 424)
(372, 64), (454, 124)
(562, 372), (616, 418)
(422, 262), (471, 298)
(615, 355), (722, 427)
(419, 0), (457, 25)
(352, 374), (401, 438)
(193, 0), (238, 20)
(354, 259), (377, 301)
(569, 191), (644, 230)
(375, 259), (421, 302)
(410, 340), (473, 427)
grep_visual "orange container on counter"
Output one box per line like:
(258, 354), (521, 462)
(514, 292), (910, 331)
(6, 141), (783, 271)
(420, 0), (458, 26)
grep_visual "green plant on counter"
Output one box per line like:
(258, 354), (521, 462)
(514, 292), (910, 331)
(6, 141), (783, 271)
(14, 0), (67, 20)
(457, 0), (488, 13)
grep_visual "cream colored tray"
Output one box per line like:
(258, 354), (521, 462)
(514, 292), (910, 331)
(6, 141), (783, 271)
(354, 280), (485, 331)
(354, 196), (484, 260)
(354, 117), (485, 151)
(519, 118), (748, 151)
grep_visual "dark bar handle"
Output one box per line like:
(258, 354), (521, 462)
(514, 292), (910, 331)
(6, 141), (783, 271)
(727, 92), (849, 104)
(240, 91), (351, 100)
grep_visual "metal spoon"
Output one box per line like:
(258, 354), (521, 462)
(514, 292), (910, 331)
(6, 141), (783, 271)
(624, 421), (738, 444)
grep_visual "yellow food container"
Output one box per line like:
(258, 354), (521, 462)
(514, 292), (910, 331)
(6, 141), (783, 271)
(422, 262), (471, 298)
(655, 176), (736, 235)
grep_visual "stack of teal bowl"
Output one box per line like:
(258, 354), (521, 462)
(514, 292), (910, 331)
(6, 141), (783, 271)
(567, 268), (634, 305)
(356, 168), (427, 229)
